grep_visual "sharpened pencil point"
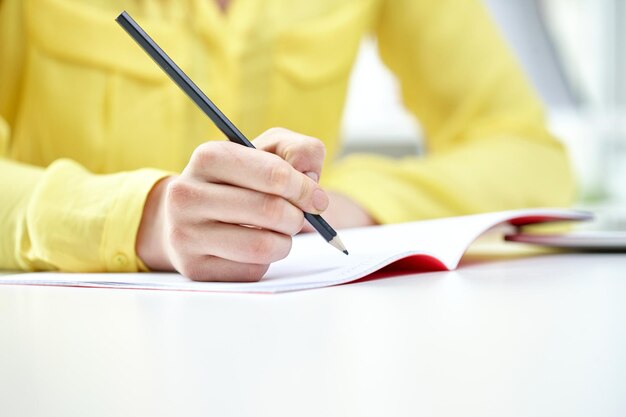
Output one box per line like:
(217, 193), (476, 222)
(329, 236), (348, 255)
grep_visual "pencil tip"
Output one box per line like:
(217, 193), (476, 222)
(329, 236), (349, 255)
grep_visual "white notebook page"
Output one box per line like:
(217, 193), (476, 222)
(0, 209), (591, 293)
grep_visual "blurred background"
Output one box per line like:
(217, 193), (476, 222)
(342, 0), (626, 211)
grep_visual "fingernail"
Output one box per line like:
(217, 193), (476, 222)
(313, 189), (329, 212)
(305, 171), (319, 183)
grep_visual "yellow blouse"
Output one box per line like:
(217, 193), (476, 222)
(0, 0), (575, 272)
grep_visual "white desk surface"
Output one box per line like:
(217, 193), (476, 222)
(1, 249), (625, 417)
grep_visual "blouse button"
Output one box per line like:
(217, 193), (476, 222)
(113, 253), (129, 268)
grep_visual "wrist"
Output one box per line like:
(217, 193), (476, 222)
(136, 176), (175, 271)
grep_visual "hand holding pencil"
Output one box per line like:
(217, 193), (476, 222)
(119, 10), (349, 282)
(137, 129), (331, 282)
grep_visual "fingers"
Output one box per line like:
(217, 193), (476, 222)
(166, 179), (305, 236)
(252, 127), (326, 183)
(185, 141), (329, 214)
(174, 255), (270, 282)
(162, 128), (329, 282)
(168, 221), (292, 265)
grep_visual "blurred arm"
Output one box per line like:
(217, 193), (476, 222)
(322, 0), (575, 223)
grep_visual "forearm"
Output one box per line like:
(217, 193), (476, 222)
(322, 135), (576, 224)
(0, 157), (170, 272)
(0, 158), (44, 270)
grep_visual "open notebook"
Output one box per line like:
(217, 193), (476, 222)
(1, 209), (591, 293)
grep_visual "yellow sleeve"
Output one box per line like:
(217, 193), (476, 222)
(322, 0), (576, 223)
(0, 129), (169, 272)
(0, 0), (170, 272)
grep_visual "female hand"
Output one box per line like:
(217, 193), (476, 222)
(136, 128), (329, 282)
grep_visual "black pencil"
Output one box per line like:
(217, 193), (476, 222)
(115, 11), (348, 255)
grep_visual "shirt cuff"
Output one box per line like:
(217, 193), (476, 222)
(101, 168), (172, 272)
(24, 159), (172, 272)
